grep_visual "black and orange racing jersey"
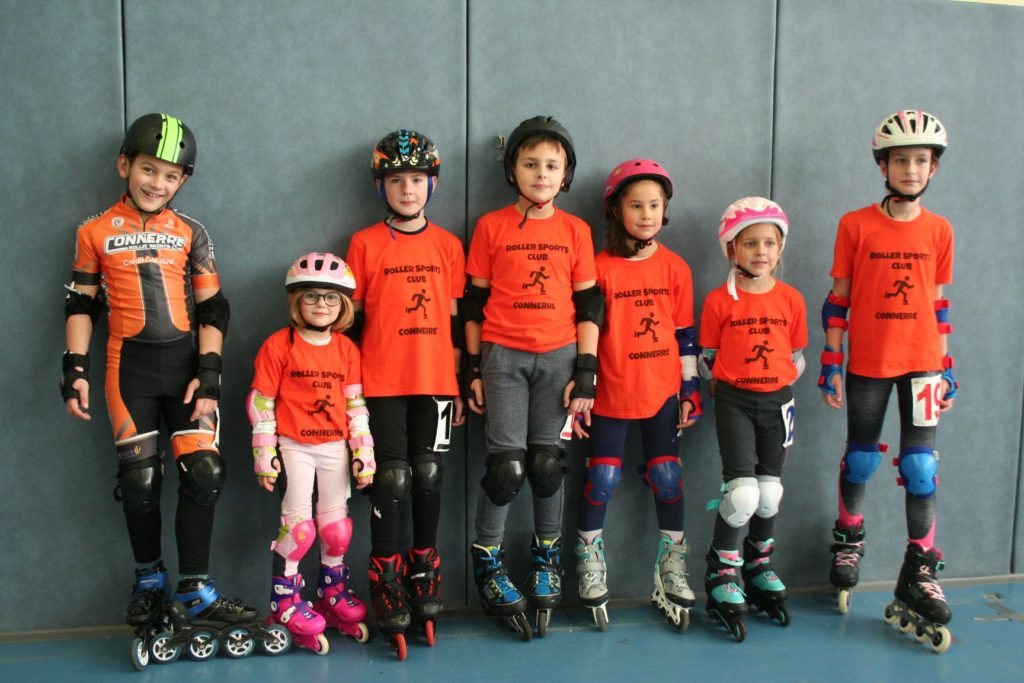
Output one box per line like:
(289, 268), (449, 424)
(70, 196), (220, 343)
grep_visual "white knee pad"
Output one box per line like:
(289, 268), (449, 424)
(718, 477), (760, 528)
(755, 475), (783, 518)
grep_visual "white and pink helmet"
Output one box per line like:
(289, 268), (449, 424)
(285, 252), (356, 296)
(871, 109), (947, 162)
(717, 196), (789, 260)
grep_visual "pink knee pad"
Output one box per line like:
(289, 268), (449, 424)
(272, 518), (317, 561)
(318, 511), (353, 558)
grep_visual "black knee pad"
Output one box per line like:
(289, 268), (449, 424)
(526, 444), (565, 498)
(115, 457), (163, 514)
(411, 452), (444, 504)
(176, 450), (225, 507)
(370, 461), (412, 514)
(481, 449), (526, 506)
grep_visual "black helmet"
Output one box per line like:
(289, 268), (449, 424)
(503, 115), (576, 191)
(371, 130), (441, 179)
(120, 113), (197, 176)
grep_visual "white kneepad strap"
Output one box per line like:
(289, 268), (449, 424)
(755, 475), (783, 518)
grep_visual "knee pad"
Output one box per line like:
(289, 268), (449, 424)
(755, 475), (783, 518)
(526, 444), (565, 498)
(116, 458), (163, 514)
(272, 517), (316, 562)
(718, 477), (760, 528)
(317, 509), (353, 558)
(481, 449), (526, 506)
(641, 455), (683, 503)
(176, 450), (224, 507)
(369, 461), (412, 515)
(411, 452), (444, 504)
(583, 456), (622, 505)
(841, 443), (884, 484)
(897, 446), (937, 498)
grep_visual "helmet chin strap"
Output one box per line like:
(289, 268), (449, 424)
(303, 323), (330, 332)
(881, 177), (930, 216)
(517, 197), (550, 229)
(726, 263), (767, 301)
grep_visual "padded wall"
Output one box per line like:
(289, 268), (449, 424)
(1, 0), (1021, 633)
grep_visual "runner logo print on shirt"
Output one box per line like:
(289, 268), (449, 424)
(307, 395), (335, 421)
(634, 311), (660, 342)
(522, 265), (549, 294)
(885, 275), (914, 306)
(405, 289), (431, 319)
(745, 340), (773, 370)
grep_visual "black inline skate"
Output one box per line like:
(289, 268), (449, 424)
(368, 554), (412, 660)
(471, 543), (532, 641)
(704, 546), (747, 642)
(406, 546), (442, 646)
(525, 536), (562, 637)
(742, 537), (789, 626)
(883, 544), (952, 653)
(830, 520), (865, 614)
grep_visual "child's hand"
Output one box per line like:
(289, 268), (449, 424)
(468, 379), (486, 415)
(257, 474), (277, 492)
(65, 379), (91, 420)
(937, 384), (955, 414)
(822, 376), (844, 409)
(572, 410), (591, 439)
(562, 381), (594, 415)
(453, 395), (467, 426)
(677, 402), (697, 430)
(253, 446), (280, 492)
(352, 447), (376, 489)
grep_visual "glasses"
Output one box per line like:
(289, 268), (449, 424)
(300, 291), (342, 307)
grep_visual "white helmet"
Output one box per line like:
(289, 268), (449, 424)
(717, 197), (789, 261)
(871, 110), (947, 162)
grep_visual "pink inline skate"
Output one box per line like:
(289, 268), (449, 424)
(269, 575), (329, 654)
(313, 563), (370, 643)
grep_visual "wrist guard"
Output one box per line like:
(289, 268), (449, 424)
(461, 353), (482, 399)
(821, 291), (850, 332)
(61, 351), (90, 401)
(569, 353), (598, 400)
(818, 345), (844, 397)
(194, 352), (222, 401)
(680, 377), (702, 421)
(940, 355), (957, 400)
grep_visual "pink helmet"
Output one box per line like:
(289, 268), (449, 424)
(285, 252), (356, 295)
(603, 158), (673, 215)
(871, 109), (947, 162)
(717, 197), (789, 260)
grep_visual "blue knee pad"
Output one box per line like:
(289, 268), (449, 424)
(583, 457), (622, 505)
(897, 446), (937, 498)
(841, 443), (882, 484)
(641, 456), (683, 503)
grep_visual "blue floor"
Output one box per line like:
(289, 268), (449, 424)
(2, 579), (1022, 682)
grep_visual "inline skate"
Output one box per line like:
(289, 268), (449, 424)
(141, 577), (289, 668)
(269, 574), (329, 654)
(313, 563), (370, 643)
(471, 543), (532, 641)
(127, 563), (174, 670)
(883, 544), (952, 653)
(830, 521), (865, 614)
(575, 536), (609, 631)
(526, 536), (562, 637)
(651, 535), (695, 633)
(742, 537), (789, 626)
(406, 547), (443, 646)
(704, 546), (747, 642)
(368, 553), (411, 659)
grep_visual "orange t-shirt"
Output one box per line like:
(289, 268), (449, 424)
(593, 246), (694, 419)
(346, 221), (465, 396)
(251, 328), (361, 444)
(466, 205), (596, 353)
(700, 281), (808, 392)
(830, 205), (953, 377)
(71, 196), (220, 343)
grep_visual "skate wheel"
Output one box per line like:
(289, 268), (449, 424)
(513, 613), (533, 642)
(837, 589), (850, 615)
(187, 630), (220, 661)
(776, 605), (790, 627)
(676, 609), (690, 634)
(930, 625), (952, 654)
(731, 620), (747, 643)
(392, 632), (407, 660)
(595, 607), (609, 632)
(535, 609), (549, 638)
(260, 624), (291, 656)
(424, 619), (436, 647)
(882, 603), (898, 624)
(223, 627), (255, 658)
(149, 631), (181, 664)
(897, 617), (915, 634)
(915, 627), (930, 643)
(130, 636), (149, 671)
(313, 633), (330, 656)
(354, 622), (371, 644)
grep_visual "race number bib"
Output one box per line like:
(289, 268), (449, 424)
(780, 399), (795, 448)
(911, 375), (943, 427)
(432, 398), (454, 452)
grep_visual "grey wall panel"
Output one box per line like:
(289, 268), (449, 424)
(0, 1), (124, 632)
(467, 0), (778, 600)
(774, 0), (1024, 583)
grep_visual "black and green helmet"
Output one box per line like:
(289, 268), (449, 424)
(120, 113), (197, 176)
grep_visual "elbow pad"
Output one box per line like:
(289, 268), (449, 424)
(572, 284), (605, 327)
(345, 309), (366, 344)
(64, 285), (104, 322)
(462, 283), (490, 324)
(934, 299), (952, 335)
(196, 291), (230, 336)
(821, 292), (850, 333)
(450, 311), (465, 349)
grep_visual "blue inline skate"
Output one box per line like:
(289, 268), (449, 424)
(471, 543), (532, 641)
(526, 536), (562, 637)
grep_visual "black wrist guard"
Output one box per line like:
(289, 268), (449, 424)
(569, 353), (598, 400)
(461, 353), (482, 400)
(195, 352), (222, 401)
(61, 351), (90, 401)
